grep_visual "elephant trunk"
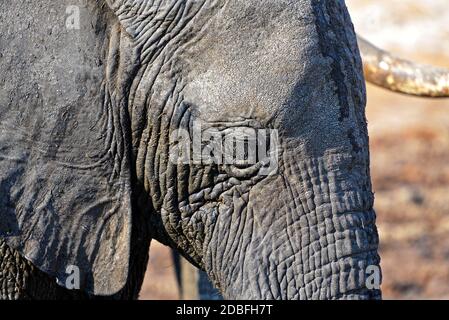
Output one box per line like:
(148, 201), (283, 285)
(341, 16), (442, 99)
(203, 153), (381, 300)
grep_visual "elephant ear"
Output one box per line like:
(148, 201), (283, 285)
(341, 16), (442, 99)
(0, 2), (139, 296)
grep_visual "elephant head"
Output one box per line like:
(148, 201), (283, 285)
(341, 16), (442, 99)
(0, 0), (381, 299)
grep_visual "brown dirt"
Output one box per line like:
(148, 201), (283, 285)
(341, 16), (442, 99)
(366, 85), (449, 299)
(139, 241), (179, 300)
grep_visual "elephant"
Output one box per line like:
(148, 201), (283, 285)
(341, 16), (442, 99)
(1, 0), (447, 300)
(169, 34), (449, 301)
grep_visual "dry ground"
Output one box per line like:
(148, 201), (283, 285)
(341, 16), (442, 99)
(139, 0), (449, 300)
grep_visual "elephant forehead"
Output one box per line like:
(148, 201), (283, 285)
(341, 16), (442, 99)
(180, 0), (326, 124)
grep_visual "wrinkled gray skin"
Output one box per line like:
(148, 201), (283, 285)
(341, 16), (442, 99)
(0, 0), (381, 299)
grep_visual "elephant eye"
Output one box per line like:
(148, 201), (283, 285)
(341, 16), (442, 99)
(187, 125), (279, 178)
(216, 127), (279, 178)
(199, 126), (259, 167)
(220, 163), (263, 180)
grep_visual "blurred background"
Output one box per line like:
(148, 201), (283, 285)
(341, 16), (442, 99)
(140, 0), (449, 299)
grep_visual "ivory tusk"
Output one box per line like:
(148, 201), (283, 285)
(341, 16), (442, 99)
(358, 35), (449, 98)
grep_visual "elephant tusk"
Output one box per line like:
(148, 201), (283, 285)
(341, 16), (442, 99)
(358, 35), (449, 98)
